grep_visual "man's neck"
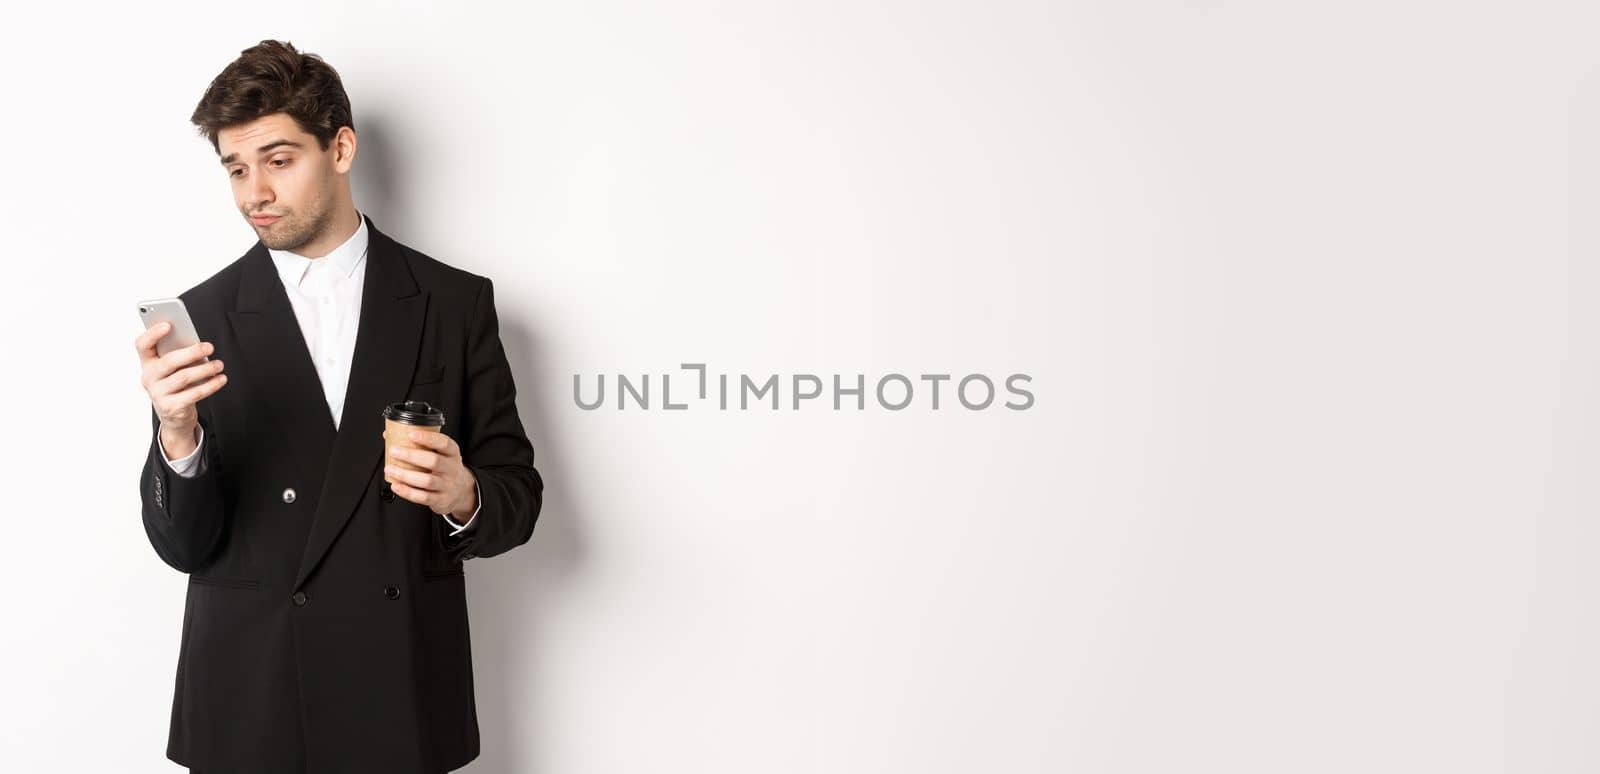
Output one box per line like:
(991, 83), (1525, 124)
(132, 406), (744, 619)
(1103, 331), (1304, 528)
(293, 206), (362, 259)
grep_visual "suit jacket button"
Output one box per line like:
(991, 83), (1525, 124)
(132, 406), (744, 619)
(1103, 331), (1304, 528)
(384, 585), (401, 600)
(291, 591), (308, 606)
(380, 485), (396, 503)
(282, 487), (297, 504)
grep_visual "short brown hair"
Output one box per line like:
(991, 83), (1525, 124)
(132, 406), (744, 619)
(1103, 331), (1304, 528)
(190, 40), (354, 154)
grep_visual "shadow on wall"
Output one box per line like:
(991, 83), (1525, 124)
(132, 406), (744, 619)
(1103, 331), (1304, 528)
(350, 112), (404, 219)
(470, 320), (584, 774)
(354, 115), (585, 774)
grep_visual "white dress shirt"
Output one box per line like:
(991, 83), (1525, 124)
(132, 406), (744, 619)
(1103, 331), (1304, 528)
(160, 210), (479, 534)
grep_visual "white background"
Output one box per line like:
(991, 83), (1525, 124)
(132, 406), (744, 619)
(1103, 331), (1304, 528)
(3, 1), (1598, 771)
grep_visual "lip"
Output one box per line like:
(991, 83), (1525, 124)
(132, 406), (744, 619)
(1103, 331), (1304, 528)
(250, 214), (281, 225)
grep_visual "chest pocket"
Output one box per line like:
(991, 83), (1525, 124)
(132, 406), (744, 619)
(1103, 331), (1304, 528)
(411, 364), (445, 386)
(406, 364), (446, 403)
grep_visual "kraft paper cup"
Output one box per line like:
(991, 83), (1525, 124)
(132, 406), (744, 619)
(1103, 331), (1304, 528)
(382, 400), (446, 485)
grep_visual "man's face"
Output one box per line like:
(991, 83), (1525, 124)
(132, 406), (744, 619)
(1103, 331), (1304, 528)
(217, 113), (348, 252)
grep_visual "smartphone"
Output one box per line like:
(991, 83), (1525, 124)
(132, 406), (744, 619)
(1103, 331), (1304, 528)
(137, 297), (210, 361)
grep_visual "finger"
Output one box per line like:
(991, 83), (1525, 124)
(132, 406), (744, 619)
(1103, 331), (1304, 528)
(408, 431), (457, 455)
(159, 359), (225, 396)
(390, 480), (440, 509)
(147, 340), (213, 382)
(135, 321), (172, 360)
(168, 372), (228, 407)
(385, 465), (443, 492)
(388, 446), (441, 471)
(157, 340), (214, 372)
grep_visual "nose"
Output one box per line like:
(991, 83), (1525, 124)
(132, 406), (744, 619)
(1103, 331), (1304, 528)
(246, 172), (273, 211)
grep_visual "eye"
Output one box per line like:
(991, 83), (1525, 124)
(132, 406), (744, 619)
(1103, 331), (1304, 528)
(271, 158), (290, 168)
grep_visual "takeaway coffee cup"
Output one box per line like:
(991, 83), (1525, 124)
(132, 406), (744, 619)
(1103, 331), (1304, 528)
(382, 400), (446, 485)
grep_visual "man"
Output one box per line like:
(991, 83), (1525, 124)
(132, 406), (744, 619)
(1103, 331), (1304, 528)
(134, 40), (544, 773)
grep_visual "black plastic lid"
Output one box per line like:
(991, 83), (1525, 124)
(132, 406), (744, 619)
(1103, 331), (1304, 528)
(382, 400), (445, 426)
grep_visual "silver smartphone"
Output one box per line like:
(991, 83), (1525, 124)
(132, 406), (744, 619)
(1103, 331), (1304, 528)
(137, 297), (210, 361)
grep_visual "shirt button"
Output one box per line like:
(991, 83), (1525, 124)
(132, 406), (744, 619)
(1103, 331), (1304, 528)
(292, 591), (308, 606)
(282, 487), (297, 503)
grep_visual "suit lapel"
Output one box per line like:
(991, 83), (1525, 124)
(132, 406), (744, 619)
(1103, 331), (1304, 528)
(294, 213), (430, 589)
(228, 243), (338, 450)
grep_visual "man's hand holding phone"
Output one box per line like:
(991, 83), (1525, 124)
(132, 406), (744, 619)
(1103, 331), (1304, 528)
(136, 320), (227, 458)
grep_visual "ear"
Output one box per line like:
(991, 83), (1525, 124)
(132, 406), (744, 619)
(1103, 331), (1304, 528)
(333, 126), (357, 174)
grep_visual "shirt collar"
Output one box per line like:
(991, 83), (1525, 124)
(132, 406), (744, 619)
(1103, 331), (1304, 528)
(267, 210), (369, 287)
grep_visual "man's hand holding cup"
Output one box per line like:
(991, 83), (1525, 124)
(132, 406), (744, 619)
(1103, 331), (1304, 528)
(382, 401), (478, 521)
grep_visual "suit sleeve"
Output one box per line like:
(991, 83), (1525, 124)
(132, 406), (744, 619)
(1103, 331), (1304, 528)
(442, 276), (545, 562)
(140, 404), (227, 573)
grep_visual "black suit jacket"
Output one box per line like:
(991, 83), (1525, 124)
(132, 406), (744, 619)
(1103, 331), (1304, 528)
(139, 213), (544, 773)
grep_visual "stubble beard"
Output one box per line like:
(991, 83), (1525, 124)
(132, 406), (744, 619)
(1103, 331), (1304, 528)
(254, 193), (336, 254)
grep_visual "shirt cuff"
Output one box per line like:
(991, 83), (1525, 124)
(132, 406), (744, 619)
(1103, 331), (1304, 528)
(441, 479), (481, 535)
(159, 424), (205, 478)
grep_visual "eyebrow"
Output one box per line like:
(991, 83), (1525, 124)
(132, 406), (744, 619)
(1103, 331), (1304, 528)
(219, 139), (304, 166)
